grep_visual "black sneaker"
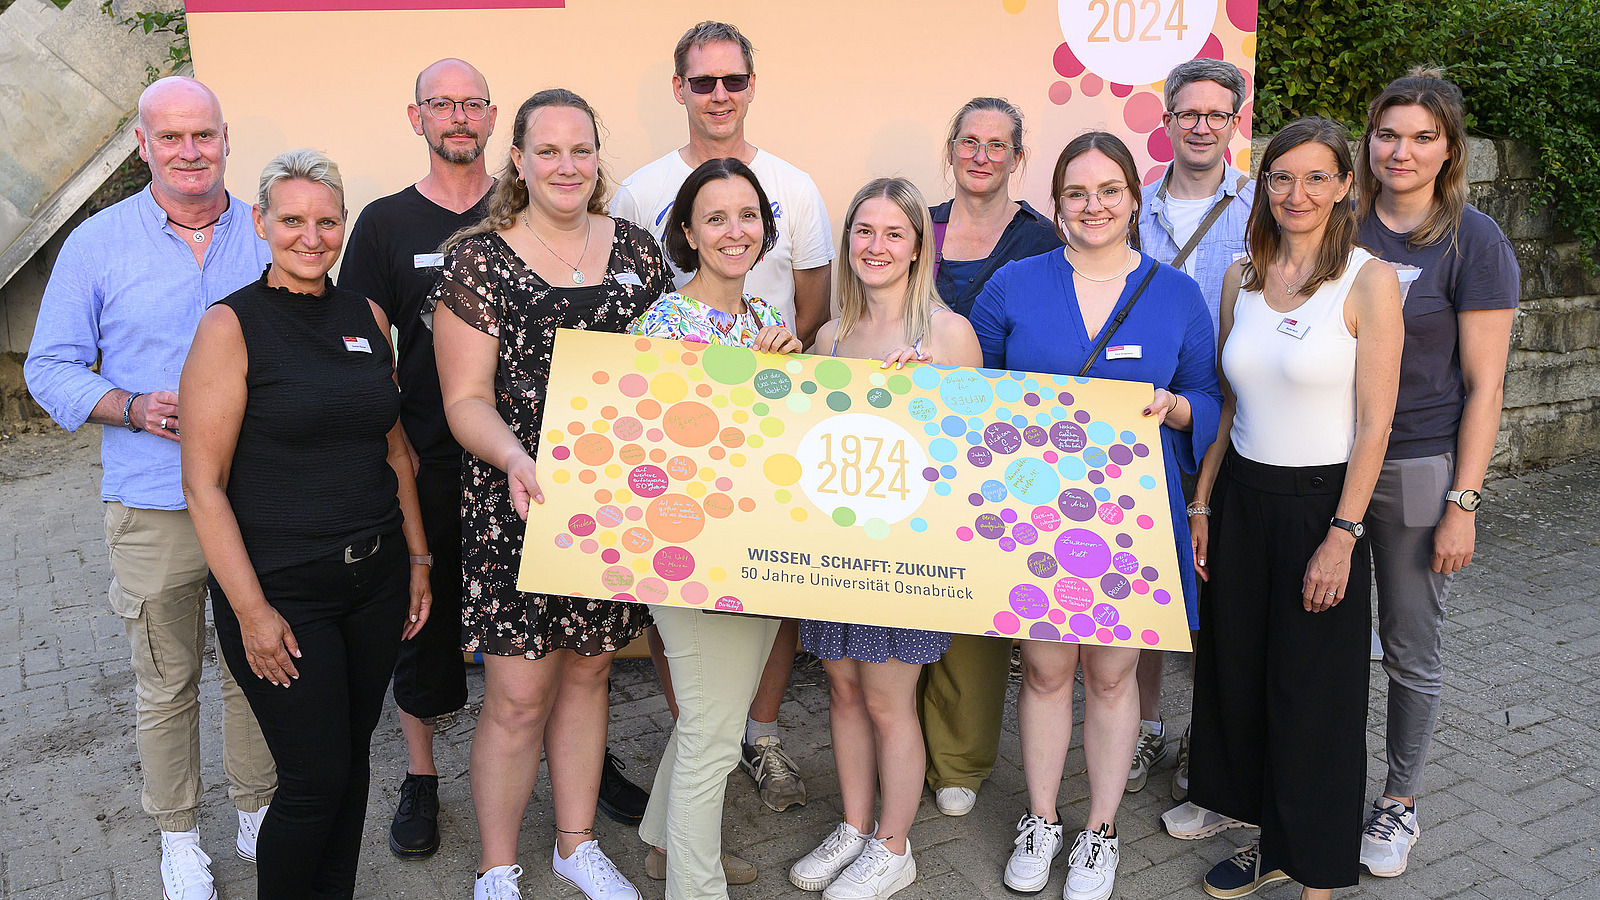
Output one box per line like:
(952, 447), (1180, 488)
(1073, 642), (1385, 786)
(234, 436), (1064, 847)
(389, 773), (440, 858)
(1203, 843), (1289, 899)
(597, 750), (648, 826)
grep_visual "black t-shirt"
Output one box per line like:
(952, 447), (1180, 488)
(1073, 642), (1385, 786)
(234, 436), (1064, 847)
(1358, 205), (1519, 460)
(342, 184), (492, 468)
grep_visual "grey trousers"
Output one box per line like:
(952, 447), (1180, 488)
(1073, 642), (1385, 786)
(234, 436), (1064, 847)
(1367, 454), (1456, 798)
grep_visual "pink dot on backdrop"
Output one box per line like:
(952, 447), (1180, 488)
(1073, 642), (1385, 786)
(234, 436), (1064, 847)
(715, 477), (733, 491)
(601, 548), (620, 564)
(1110, 82), (1132, 98)
(580, 539), (598, 554)
(1240, 70), (1254, 101)
(1199, 33), (1224, 60)
(1137, 514), (1154, 529)
(1239, 99), (1254, 138)
(957, 526), (974, 542)
(1096, 627), (1114, 643)
(994, 611), (1021, 634)
(1048, 608), (1066, 625)
(1227, 0), (1259, 31)
(1123, 92), (1165, 132)
(1049, 81), (1073, 105)
(1053, 43), (1085, 78)
(680, 582), (708, 605)
(1081, 74), (1103, 97)
(1142, 629), (1160, 646)
(1147, 129), (1175, 163)
(1144, 165), (1166, 185)
(619, 374), (647, 398)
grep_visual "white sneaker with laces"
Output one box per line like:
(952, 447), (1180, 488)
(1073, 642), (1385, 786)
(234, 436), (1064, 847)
(1003, 813), (1064, 893)
(1063, 828), (1118, 900)
(475, 864), (523, 900)
(791, 821), (872, 891)
(160, 830), (215, 900)
(934, 786), (977, 816)
(1360, 797), (1419, 877)
(553, 840), (641, 900)
(823, 837), (915, 900)
(235, 805), (268, 862)
(1126, 721), (1167, 793)
(1161, 801), (1249, 840)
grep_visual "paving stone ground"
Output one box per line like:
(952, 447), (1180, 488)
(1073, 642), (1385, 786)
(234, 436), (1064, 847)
(1, 426), (1597, 900)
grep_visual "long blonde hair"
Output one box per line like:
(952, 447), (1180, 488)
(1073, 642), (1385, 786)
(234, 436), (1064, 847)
(443, 88), (608, 249)
(1356, 67), (1469, 251)
(834, 177), (944, 346)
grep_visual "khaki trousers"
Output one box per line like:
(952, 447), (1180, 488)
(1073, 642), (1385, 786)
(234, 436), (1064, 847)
(106, 502), (275, 832)
(917, 631), (1012, 792)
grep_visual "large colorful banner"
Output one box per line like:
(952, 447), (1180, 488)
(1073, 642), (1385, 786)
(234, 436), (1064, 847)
(185, 1), (1258, 246)
(519, 332), (1191, 651)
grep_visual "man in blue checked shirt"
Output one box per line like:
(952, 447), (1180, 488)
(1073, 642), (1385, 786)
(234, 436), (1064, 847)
(25, 75), (276, 900)
(1133, 58), (1256, 838)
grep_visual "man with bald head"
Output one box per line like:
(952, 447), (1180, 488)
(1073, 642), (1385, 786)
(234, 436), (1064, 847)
(26, 75), (276, 899)
(340, 57), (498, 859)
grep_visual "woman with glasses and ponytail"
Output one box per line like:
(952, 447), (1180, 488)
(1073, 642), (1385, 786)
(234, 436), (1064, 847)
(917, 97), (1062, 821)
(1185, 117), (1403, 900)
(1352, 69), (1518, 880)
(969, 132), (1220, 900)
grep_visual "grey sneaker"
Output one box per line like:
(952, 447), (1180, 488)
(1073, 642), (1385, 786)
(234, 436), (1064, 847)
(1172, 725), (1190, 801)
(742, 735), (808, 811)
(1126, 722), (1167, 793)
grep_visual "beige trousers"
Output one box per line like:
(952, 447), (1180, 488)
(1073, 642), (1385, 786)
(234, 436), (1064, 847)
(106, 502), (275, 832)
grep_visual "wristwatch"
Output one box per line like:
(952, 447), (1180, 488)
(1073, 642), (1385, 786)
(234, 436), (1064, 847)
(1445, 489), (1482, 512)
(409, 554), (434, 566)
(1329, 517), (1366, 539)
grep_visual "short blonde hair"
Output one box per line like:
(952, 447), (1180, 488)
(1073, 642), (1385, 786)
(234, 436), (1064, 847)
(258, 148), (344, 211)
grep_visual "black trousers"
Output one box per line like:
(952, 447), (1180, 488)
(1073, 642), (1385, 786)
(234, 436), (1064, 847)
(392, 464), (467, 718)
(213, 532), (408, 900)
(1189, 450), (1370, 890)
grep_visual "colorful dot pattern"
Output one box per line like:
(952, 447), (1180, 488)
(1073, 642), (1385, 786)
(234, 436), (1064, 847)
(521, 331), (1191, 650)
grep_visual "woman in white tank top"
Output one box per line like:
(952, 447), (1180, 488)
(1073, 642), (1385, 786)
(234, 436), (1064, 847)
(1183, 118), (1403, 900)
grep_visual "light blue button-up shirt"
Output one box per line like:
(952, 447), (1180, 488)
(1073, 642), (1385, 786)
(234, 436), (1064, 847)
(25, 186), (270, 510)
(1138, 164), (1255, 338)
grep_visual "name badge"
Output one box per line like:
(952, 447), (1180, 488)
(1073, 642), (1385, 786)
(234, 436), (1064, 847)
(1105, 344), (1142, 360)
(1276, 317), (1311, 340)
(413, 253), (444, 268)
(615, 271), (643, 287)
(344, 336), (373, 353)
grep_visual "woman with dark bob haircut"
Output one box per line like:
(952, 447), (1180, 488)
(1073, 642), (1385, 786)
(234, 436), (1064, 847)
(1186, 116), (1402, 900)
(628, 157), (804, 900)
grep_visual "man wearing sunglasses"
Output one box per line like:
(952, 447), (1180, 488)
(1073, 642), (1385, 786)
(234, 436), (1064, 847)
(611, 20), (834, 347)
(1133, 57), (1261, 858)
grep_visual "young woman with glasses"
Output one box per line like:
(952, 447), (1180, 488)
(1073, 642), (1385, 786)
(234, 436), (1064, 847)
(1351, 70), (1518, 880)
(916, 97), (1064, 820)
(1185, 117), (1404, 900)
(968, 132), (1221, 900)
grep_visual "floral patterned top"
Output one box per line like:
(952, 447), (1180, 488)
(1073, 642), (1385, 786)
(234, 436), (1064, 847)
(629, 291), (787, 346)
(426, 220), (672, 659)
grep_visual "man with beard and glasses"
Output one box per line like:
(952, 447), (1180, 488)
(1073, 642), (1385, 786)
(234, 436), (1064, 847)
(25, 75), (276, 900)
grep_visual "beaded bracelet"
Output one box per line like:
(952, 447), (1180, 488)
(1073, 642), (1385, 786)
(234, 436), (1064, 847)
(122, 392), (145, 433)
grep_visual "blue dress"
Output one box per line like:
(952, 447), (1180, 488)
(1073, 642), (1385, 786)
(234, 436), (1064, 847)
(800, 330), (953, 666)
(969, 250), (1221, 629)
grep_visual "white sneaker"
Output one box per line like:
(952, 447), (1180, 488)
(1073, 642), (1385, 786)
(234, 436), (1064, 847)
(823, 837), (915, 900)
(934, 786), (977, 816)
(791, 821), (872, 891)
(1003, 813), (1064, 893)
(1171, 726), (1190, 801)
(475, 864), (523, 900)
(1161, 801), (1249, 840)
(1360, 797), (1419, 877)
(1063, 829), (1118, 900)
(235, 806), (267, 862)
(552, 840), (641, 900)
(159, 830), (215, 900)
(1126, 721), (1167, 793)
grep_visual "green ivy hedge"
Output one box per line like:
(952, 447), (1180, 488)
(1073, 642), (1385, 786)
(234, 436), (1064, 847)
(1255, 0), (1600, 255)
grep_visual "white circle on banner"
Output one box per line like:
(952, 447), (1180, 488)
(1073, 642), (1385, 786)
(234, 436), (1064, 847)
(1058, 0), (1219, 86)
(796, 413), (929, 525)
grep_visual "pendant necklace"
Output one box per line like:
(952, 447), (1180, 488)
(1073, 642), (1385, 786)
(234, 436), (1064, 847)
(167, 213), (222, 244)
(1069, 244), (1136, 283)
(524, 213), (591, 284)
(1276, 260), (1309, 296)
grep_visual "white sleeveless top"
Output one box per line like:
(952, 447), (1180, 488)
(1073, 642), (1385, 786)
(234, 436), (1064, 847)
(1222, 247), (1373, 467)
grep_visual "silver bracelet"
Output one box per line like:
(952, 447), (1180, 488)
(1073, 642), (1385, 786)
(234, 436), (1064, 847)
(1186, 501), (1212, 517)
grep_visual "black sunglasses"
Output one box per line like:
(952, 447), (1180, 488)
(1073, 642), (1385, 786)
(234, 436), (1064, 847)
(685, 74), (751, 94)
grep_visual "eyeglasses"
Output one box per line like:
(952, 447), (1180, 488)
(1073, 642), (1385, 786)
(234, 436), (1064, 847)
(685, 74), (751, 94)
(952, 138), (1016, 162)
(1263, 170), (1343, 196)
(1060, 186), (1128, 212)
(420, 97), (491, 120)
(1169, 110), (1237, 131)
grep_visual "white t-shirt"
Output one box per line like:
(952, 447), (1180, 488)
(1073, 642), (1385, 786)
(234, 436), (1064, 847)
(609, 148), (835, 329)
(1161, 194), (1212, 277)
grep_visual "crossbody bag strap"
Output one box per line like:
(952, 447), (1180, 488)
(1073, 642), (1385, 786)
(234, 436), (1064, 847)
(1079, 261), (1159, 377)
(931, 218), (949, 278)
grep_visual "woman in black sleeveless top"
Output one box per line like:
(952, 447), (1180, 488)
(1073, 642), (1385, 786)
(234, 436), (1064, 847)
(181, 149), (431, 900)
